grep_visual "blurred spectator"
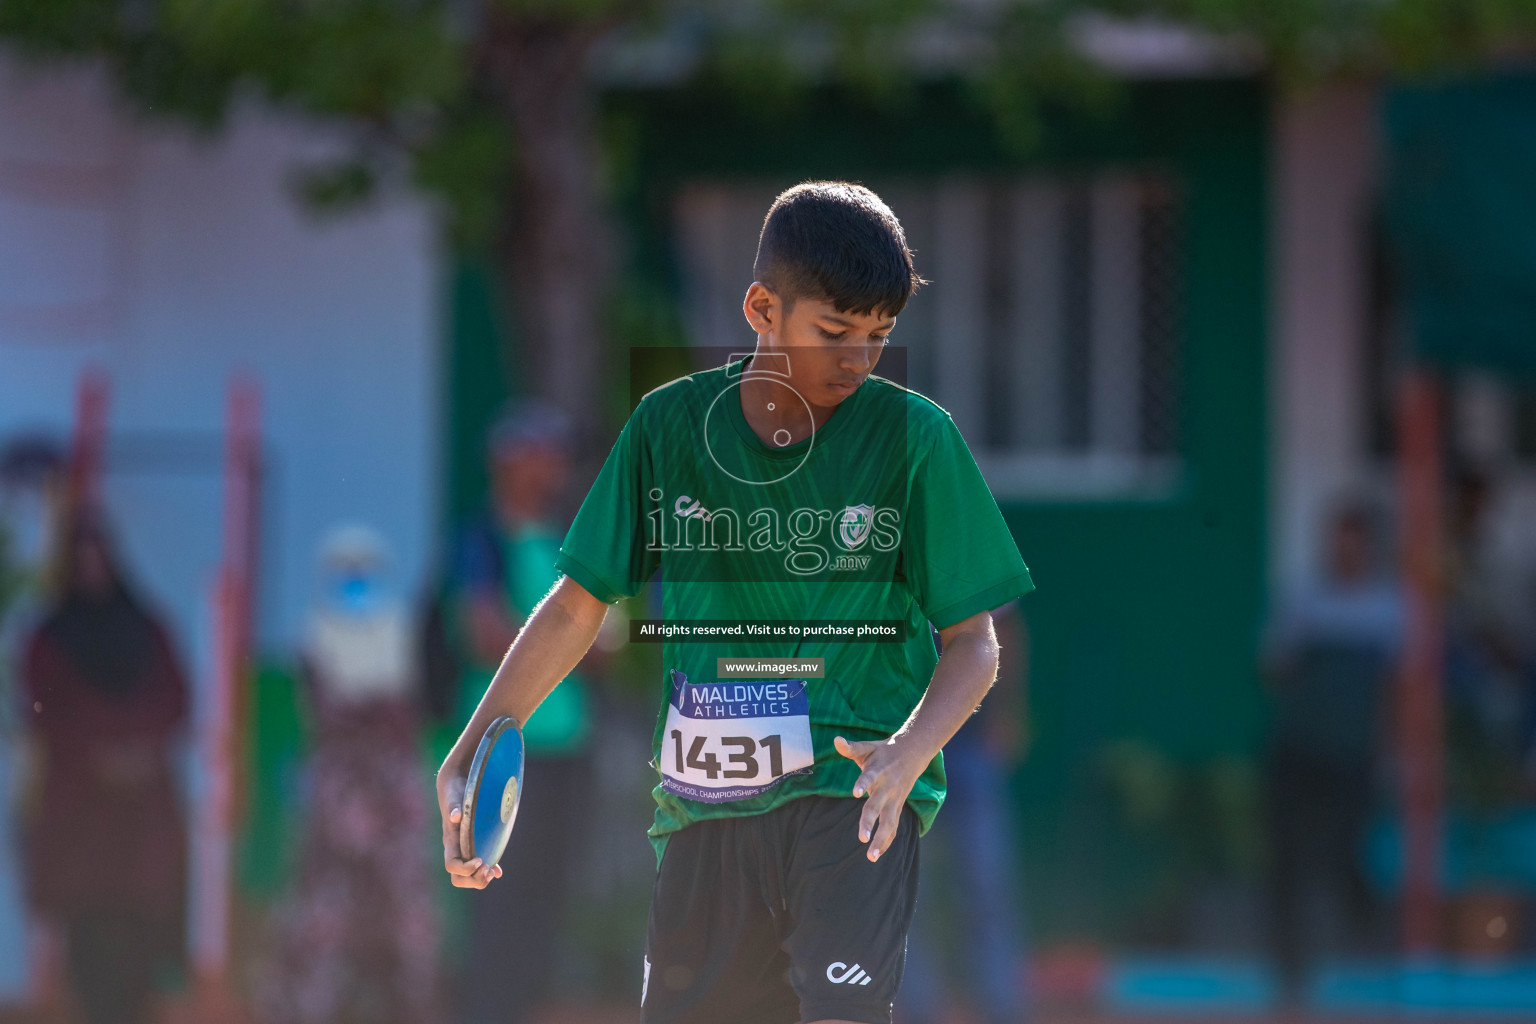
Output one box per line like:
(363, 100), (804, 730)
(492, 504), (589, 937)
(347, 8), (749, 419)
(1262, 501), (1404, 1003)
(21, 509), (188, 1024)
(898, 601), (1031, 1024)
(452, 400), (597, 1024)
(253, 525), (443, 1024)
(1443, 470), (1536, 805)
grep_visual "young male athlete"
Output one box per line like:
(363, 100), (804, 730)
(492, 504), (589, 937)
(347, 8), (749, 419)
(436, 181), (1034, 1024)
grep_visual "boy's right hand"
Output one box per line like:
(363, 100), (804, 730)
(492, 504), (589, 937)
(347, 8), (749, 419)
(438, 769), (502, 889)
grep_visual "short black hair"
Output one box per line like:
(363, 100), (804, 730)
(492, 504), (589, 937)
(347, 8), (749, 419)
(753, 181), (923, 317)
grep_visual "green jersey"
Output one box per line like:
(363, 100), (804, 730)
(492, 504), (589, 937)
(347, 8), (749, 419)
(555, 356), (1033, 857)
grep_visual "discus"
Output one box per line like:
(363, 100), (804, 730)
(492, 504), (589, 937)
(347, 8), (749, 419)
(459, 715), (526, 869)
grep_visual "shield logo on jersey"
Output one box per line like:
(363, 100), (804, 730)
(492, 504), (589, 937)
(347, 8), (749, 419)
(837, 504), (874, 550)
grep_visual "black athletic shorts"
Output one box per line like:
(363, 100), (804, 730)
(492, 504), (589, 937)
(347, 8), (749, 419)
(641, 795), (920, 1024)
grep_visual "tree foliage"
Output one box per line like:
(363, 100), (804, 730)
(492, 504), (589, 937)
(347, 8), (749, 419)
(0, 0), (1102, 241)
(3, 0), (1526, 237)
(4, 0), (1532, 424)
(1141, 0), (1536, 78)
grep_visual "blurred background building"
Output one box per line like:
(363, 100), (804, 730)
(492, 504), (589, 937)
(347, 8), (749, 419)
(2, 2), (1536, 1021)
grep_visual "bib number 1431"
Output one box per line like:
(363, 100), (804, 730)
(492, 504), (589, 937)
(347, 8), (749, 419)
(670, 731), (785, 779)
(660, 670), (814, 804)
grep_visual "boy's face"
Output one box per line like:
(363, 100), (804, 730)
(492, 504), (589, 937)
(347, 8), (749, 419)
(743, 282), (894, 409)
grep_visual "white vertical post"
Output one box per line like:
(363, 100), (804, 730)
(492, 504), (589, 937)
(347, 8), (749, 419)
(1011, 182), (1064, 451)
(880, 185), (935, 393)
(1090, 175), (1142, 457)
(674, 184), (733, 347)
(933, 178), (987, 444)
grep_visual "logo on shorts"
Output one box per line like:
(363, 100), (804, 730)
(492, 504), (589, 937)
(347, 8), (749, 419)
(826, 961), (873, 986)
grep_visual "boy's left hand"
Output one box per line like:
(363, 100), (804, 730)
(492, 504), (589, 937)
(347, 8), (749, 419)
(834, 734), (930, 863)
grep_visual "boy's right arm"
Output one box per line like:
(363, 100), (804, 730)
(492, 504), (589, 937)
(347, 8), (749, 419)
(436, 574), (610, 889)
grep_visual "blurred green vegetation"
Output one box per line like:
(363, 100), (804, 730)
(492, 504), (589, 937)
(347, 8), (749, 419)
(0, 524), (35, 738)
(238, 663), (308, 900)
(1099, 736), (1265, 945)
(1099, 739), (1265, 926)
(4, 0), (1530, 437)
(1, 0), (1529, 239)
(0, 525), (22, 627)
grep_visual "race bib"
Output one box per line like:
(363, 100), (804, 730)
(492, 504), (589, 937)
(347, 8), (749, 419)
(660, 670), (815, 803)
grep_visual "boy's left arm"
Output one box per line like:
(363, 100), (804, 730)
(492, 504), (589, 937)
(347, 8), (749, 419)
(834, 609), (999, 862)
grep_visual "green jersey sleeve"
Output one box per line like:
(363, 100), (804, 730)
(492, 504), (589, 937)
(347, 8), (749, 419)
(907, 411), (1035, 629)
(556, 409), (660, 603)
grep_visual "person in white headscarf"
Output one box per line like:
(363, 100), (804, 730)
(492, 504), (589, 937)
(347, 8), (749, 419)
(254, 525), (442, 1024)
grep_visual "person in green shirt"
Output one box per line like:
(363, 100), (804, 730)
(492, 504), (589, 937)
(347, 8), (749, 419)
(437, 181), (1034, 1024)
(449, 402), (597, 1024)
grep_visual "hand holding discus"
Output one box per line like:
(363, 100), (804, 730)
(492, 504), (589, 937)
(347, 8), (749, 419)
(438, 715), (526, 889)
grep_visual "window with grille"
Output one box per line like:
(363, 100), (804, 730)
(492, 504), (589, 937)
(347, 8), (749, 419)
(674, 174), (1186, 499)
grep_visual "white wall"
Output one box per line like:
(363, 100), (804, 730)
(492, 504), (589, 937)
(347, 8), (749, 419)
(0, 53), (443, 659)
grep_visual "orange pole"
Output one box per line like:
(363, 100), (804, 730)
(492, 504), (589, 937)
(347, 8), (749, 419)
(66, 369), (110, 510)
(1397, 369), (1445, 955)
(189, 379), (260, 1021)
